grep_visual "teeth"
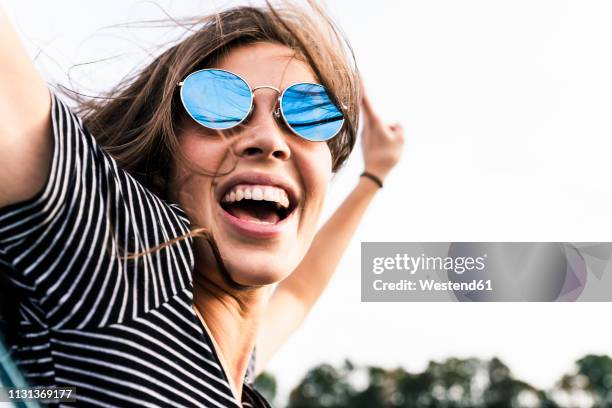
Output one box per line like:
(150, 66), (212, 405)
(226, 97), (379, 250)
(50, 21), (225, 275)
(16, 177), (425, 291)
(221, 184), (292, 209)
(264, 188), (275, 201)
(249, 219), (274, 225)
(252, 187), (263, 201)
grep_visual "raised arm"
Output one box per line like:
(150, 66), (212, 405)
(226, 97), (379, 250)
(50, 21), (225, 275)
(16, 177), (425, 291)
(0, 6), (52, 208)
(255, 91), (405, 375)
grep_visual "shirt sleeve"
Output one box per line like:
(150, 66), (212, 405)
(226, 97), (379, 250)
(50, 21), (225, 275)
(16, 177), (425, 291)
(0, 89), (195, 330)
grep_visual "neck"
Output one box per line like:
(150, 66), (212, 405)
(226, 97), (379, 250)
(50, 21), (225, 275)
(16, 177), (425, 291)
(192, 262), (271, 402)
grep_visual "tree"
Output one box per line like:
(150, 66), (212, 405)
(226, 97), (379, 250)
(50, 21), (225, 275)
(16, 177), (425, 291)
(279, 354), (610, 407)
(483, 358), (558, 408)
(287, 357), (559, 408)
(255, 371), (278, 405)
(287, 360), (356, 408)
(555, 355), (612, 408)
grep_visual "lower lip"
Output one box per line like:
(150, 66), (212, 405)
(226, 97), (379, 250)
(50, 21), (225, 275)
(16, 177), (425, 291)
(217, 203), (295, 238)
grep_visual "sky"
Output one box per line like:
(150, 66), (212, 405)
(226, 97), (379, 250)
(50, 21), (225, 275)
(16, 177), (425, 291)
(2, 0), (612, 403)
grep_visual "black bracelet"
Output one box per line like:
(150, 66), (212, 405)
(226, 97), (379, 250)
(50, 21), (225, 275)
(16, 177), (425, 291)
(360, 171), (383, 188)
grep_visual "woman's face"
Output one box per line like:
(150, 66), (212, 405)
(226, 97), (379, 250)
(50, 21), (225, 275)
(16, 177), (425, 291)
(172, 42), (333, 286)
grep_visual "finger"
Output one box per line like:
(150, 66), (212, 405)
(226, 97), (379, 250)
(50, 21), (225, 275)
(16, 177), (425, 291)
(361, 88), (378, 120)
(395, 127), (406, 143)
(389, 124), (405, 142)
(391, 123), (404, 133)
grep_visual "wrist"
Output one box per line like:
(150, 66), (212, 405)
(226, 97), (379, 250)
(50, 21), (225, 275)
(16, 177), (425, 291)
(360, 171), (383, 189)
(363, 166), (390, 182)
(356, 176), (380, 198)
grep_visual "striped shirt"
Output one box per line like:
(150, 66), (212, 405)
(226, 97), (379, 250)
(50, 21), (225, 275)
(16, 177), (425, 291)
(0, 91), (271, 407)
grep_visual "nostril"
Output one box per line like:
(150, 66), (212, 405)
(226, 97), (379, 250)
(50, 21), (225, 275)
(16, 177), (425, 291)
(273, 151), (287, 159)
(243, 147), (262, 157)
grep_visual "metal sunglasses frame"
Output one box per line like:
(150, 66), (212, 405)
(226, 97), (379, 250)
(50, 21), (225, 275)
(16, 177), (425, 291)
(178, 68), (345, 141)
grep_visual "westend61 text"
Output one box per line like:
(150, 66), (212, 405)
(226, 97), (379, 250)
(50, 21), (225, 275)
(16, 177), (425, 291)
(373, 279), (493, 292)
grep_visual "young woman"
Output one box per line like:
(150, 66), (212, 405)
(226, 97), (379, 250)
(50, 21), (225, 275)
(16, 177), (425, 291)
(0, 2), (404, 407)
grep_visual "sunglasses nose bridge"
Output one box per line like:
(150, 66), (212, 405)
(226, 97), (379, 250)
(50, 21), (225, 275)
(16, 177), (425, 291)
(251, 85), (281, 94)
(251, 85), (283, 121)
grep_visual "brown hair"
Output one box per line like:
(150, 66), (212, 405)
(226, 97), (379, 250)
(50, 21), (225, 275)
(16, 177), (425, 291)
(70, 1), (361, 199)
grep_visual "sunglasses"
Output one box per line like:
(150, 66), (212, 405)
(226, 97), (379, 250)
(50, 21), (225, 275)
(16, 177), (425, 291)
(178, 69), (345, 142)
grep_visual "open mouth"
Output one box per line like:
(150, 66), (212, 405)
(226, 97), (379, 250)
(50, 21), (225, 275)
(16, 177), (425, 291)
(220, 184), (296, 225)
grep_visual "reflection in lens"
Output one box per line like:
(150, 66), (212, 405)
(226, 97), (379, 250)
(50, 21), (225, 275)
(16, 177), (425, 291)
(281, 83), (344, 141)
(181, 69), (252, 129)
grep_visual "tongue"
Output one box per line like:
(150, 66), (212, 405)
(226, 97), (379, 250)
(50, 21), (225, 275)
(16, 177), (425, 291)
(228, 202), (281, 224)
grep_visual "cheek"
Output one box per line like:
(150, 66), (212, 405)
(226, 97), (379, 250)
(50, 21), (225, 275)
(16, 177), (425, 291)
(170, 134), (230, 223)
(180, 133), (233, 174)
(299, 146), (333, 220)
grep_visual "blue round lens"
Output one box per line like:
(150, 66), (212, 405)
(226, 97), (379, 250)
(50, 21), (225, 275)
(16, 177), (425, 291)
(280, 83), (344, 141)
(180, 69), (252, 130)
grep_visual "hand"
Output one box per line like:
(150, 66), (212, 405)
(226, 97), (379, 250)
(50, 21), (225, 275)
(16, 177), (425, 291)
(360, 89), (405, 182)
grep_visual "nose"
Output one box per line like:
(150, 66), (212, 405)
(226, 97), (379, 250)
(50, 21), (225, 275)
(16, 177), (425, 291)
(233, 89), (291, 162)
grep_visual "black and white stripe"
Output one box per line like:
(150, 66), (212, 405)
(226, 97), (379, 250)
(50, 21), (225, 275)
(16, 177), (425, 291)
(0, 91), (269, 407)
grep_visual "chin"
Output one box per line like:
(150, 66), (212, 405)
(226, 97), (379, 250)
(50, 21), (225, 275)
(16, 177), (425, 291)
(223, 253), (300, 287)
